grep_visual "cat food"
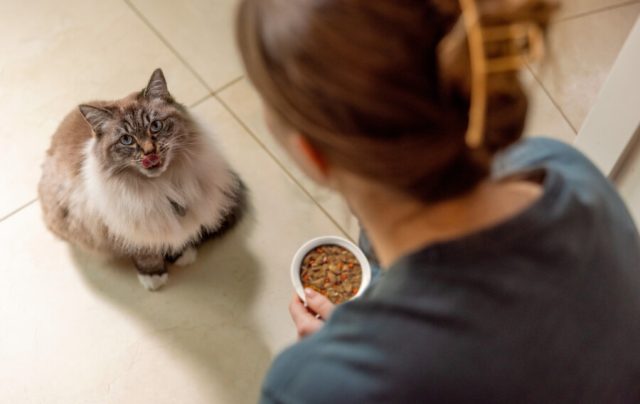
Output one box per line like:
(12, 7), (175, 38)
(300, 245), (363, 304)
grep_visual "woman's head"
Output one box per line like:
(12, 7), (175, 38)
(237, 0), (557, 202)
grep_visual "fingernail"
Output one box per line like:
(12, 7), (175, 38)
(304, 288), (316, 297)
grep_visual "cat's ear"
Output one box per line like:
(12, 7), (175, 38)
(79, 104), (114, 137)
(143, 68), (170, 100)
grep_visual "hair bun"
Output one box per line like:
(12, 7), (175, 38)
(437, 0), (559, 153)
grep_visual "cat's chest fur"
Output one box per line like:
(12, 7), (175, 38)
(79, 138), (235, 254)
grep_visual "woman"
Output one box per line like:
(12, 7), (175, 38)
(236, 0), (640, 402)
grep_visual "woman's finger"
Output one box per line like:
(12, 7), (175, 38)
(288, 294), (311, 323)
(289, 294), (324, 338)
(304, 288), (335, 320)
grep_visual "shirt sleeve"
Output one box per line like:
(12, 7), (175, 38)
(494, 136), (638, 238)
(493, 136), (623, 198)
(258, 305), (396, 404)
(493, 137), (604, 179)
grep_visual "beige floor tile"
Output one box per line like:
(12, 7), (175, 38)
(217, 79), (361, 241)
(128, 0), (243, 91)
(531, 4), (640, 131)
(557, 0), (640, 20)
(521, 68), (576, 143)
(218, 74), (576, 240)
(0, 0), (208, 219)
(0, 97), (344, 404)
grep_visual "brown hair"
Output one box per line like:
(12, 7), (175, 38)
(237, 0), (557, 202)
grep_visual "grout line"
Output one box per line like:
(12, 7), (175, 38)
(0, 83), (242, 226)
(189, 93), (213, 108)
(212, 75), (245, 95)
(124, 0), (245, 113)
(525, 63), (578, 134)
(189, 76), (245, 109)
(0, 199), (37, 223)
(215, 95), (355, 242)
(556, 0), (640, 22)
(122, 0), (353, 240)
(123, 0), (214, 93)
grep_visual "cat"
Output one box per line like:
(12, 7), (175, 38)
(38, 68), (246, 291)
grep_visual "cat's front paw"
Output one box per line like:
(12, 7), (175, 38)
(174, 246), (197, 267)
(137, 272), (169, 291)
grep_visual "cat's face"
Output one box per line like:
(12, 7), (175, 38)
(79, 69), (190, 178)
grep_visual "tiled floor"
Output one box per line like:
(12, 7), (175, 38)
(1, 1), (638, 403)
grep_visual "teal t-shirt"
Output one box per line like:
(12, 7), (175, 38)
(261, 138), (640, 403)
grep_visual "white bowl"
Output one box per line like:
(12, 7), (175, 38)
(290, 236), (372, 304)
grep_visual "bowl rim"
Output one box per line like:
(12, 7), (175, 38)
(290, 235), (372, 304)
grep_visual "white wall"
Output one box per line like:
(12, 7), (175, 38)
(617, 133), (640, 225)
(574, 18), (640, 226)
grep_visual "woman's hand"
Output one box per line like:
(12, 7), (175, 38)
(289, 288), (335, 339)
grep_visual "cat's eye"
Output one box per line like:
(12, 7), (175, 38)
(149, 120), (163, 134)
(120, 135), (134, 146)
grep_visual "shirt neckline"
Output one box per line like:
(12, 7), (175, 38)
(386, 167), (564, 272)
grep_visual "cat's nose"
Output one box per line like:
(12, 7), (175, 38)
(141, 140), (156, 155)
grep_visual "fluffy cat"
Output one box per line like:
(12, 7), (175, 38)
(38, 69), (246, 291)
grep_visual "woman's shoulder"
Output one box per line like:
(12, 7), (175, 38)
(493, 137), (604, 181)
(494, 137), (633, 219)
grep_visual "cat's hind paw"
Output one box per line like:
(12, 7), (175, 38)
(174, 246), (197, 267)
(137, 272), (169, 291)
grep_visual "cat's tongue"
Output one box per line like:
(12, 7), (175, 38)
(142, 154), (161, 169)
